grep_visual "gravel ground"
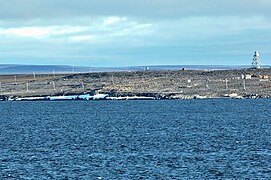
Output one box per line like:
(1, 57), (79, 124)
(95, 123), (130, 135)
(1, 68), (271, 99)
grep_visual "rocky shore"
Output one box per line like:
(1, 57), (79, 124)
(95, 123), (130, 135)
(1, 68), (271, 100)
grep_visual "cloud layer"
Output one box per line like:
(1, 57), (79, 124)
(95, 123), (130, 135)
(1, 0), (271, 19)
(0, 0), (270, 66)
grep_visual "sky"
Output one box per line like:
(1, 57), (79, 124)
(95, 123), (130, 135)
(0, 0), (270, 67)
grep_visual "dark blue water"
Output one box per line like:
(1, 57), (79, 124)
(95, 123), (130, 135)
(1, 100), (271, 179)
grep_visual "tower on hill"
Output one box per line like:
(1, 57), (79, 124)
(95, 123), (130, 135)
(251, 51), (261, 69)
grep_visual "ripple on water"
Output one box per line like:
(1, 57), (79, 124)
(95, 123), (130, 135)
(0, 99), (271, 179)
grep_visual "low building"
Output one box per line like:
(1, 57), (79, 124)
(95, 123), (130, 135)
(241, 74), (252, 79)
(262, 75), (269, 79)
(245, 74), (252, 79)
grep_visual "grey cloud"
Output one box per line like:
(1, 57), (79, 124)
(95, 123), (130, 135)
(1, 0), (271, 20)
(0, 0), (270, 66)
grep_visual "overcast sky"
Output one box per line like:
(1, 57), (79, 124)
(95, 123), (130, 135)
(0, 0), (270, 66)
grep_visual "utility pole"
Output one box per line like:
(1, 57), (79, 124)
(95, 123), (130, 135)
(52, 81), (56, 90)
(142, 70), (145, 89)
(112, 74), (115, 87)
(26, 82), (29, 92)
(14, 75), (17, 85)
(206, 78), (209, 88)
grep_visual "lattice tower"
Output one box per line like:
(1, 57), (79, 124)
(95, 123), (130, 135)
(251, 51), (261, 69)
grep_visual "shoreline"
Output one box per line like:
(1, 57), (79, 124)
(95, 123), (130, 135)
(0, 95), (267, 101)
(1, 68), (271, 101)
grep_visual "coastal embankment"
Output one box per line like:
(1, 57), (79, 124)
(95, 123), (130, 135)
(1, 68), (271, 100)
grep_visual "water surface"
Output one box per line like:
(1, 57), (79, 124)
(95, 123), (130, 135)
(0, 99), (271, 179)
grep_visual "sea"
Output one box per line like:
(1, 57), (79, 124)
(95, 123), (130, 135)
(0, 99), (271, 179)
(1, 64), (271, 74)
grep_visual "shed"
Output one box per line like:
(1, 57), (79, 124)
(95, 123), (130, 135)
(262, 75), (269, 79)
(245, 74), (252, 79)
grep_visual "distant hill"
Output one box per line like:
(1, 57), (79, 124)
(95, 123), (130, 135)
(0, 64), (269, 74)
(0, 64), (89, 74)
